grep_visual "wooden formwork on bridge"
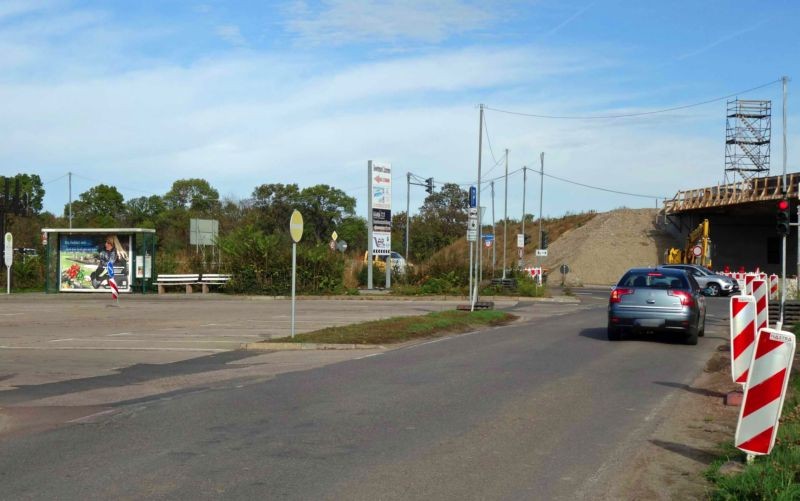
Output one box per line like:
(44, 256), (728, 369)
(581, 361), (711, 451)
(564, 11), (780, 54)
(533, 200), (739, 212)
(664, 173), (799, 214)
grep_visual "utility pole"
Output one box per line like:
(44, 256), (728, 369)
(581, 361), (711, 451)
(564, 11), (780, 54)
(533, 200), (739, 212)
(502, 149), (508, 279)
(406, 172), (411, 264)
(780, 75), (789, 326)
(491, 180), (496, 272)
(521, 166), (527, 268)
(68, 171), (73, 229)
(538, 153), (544, 248)
(472, 104), (484, 307)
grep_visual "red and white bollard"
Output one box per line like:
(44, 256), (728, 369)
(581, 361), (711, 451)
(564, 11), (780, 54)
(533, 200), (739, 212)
(735, 328), (796, 456)
(769, 274), (779, 300)
(752, 279), (769, 333)
(745, 274), (756, 295)
(730, 295), (757, 385)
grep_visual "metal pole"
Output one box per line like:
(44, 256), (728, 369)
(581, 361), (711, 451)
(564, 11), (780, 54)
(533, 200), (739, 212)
(68, 171), (73, 229)
(782, 76), (788, 191)
(781, 75), (789, 319)
(491, 180), (496, 273)
(469, 238), (473, 300)
(521, 166), (527, 268)
(502, 149), (508, 279)
(291, 242), (296, 338)
(475, 104), (484, 304)
(406, 172), (411, 264)
(538, 153), (544, 247)
(367, 161), (373, 290)
(538, 153), (544, 271)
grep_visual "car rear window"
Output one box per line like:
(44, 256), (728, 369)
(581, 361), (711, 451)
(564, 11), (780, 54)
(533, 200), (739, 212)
(618, 272), (688, 289)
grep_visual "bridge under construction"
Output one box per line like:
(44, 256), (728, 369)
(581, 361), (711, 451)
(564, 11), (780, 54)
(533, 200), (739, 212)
(663, 172), (799, 274)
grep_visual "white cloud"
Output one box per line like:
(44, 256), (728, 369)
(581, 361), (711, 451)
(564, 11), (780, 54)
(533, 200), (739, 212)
(284, 0), (492, 45)
(215, 24), (247, 46)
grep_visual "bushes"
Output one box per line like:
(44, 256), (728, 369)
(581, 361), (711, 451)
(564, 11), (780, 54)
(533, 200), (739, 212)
(0, 255), (46, 291)
(217, 225), (345, 295)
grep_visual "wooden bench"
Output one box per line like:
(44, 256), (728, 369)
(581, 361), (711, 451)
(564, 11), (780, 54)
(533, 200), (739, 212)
(199, 274), (231, 293)
(154, 273), (232, 294)
(155, 274), (200, 294)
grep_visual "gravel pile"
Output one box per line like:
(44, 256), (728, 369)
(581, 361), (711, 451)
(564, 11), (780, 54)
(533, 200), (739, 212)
(541, 208), (680, 286)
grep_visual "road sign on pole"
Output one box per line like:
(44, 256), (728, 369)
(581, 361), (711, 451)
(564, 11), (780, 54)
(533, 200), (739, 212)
(289, 210), (303, 338)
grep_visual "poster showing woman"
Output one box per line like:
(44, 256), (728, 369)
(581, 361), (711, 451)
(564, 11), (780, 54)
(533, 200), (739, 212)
(59, 234), (131, 292)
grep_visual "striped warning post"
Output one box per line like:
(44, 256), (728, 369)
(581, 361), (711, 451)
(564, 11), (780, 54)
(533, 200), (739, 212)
(752, 279), (769, 332)
(735, 328), (796, 455)
(730, 295), (757, 385)
(745, 274), (756, 295)
(769, 274), (779, 300)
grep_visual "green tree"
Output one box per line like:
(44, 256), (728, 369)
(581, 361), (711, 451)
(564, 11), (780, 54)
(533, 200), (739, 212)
(125, 195), (166, 227)
(297, 184), (356, 242)
(250, 183), (301, 234)
(2, 174), (44, 214)
(66, 184), (125, 226)
(164, 178), (220, 213)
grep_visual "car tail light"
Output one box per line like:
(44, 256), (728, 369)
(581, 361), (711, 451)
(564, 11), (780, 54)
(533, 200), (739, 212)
(610, 288), (634, 303)
(668, 289), (694, 306)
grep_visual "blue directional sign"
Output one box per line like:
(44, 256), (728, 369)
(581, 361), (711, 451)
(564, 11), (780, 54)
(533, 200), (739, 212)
(469, 186), (477, 208)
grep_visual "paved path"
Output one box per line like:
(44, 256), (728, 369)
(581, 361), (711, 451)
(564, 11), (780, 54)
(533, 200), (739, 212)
(0, 293), (731, 500)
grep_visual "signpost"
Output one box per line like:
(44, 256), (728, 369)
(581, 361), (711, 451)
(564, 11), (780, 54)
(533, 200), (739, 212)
(535, 249), (548, 257)
(4, 232), (11, 294)
(290, 210), (303, 338)
(368, 161), (392, 289)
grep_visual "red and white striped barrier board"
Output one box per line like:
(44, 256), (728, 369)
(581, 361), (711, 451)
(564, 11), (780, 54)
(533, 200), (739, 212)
(523, 267), (543, 285)
(752, 279), (769, 332)
(745, 274), (756, 295)
(735, 328), (796, 455)
(730, 295), (757, 384)
(769, 274), (779, 300)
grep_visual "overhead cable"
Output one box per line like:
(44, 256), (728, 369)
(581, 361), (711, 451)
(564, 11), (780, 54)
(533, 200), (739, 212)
(484, 79), (782, 120)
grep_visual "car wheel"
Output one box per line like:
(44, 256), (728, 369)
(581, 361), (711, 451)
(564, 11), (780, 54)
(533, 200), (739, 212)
(685, 329), (699, 345)
(706, 283), (721, 296)
(607, 325), (622, 341)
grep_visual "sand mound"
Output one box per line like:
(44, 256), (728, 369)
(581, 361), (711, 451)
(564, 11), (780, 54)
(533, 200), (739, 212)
(541, 208), (679, 286)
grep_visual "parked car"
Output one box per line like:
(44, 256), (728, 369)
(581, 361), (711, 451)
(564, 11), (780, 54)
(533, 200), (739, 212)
(362, 251), (408, 275)
(608, 267), (707, 345)
(659, 264), (738, 296)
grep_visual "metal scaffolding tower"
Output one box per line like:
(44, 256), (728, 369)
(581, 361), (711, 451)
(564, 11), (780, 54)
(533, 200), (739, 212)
(724, 99), (772, 185)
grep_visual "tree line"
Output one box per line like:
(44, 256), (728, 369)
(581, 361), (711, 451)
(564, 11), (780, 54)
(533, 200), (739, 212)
(2, 173), (472, 292)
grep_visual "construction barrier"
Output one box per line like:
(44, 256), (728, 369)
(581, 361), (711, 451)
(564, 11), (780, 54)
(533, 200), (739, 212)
(769, 274), (779, 300)
(730, 295), (757, 385)
(523, 267), (543, 285)
(735, 328), (796, 455)
(752, 279), (769, 332)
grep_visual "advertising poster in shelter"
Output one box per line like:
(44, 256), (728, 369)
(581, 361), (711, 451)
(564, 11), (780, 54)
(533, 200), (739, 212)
(59, 234), (132, 292)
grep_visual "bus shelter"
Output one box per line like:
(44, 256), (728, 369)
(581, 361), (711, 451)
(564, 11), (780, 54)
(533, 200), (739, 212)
(41, 228), (157, 294)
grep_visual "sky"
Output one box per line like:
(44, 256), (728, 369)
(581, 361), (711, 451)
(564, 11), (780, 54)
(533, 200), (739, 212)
(0, 0), (798, 222)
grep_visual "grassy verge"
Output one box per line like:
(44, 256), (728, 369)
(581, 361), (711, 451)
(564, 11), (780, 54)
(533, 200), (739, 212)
(705, 326), (800, 499)
(265, 310), (517, 345)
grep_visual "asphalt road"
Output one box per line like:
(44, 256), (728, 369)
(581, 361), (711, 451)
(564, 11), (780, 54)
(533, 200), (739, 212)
(0, 292), (730, 500)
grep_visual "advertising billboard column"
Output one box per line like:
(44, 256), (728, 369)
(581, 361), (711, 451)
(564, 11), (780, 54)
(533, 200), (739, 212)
(368, 161), (392, 289)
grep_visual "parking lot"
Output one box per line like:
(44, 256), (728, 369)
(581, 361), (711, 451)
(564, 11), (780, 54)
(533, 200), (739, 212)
(0, 294), (521, 391)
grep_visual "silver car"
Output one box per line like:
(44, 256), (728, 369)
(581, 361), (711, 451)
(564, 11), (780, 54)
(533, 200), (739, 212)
(659, 264), (738, 296)
(608, 267), (707, 345)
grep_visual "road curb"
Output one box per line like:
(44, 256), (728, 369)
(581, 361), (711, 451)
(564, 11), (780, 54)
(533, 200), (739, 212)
(242, 342), (387, 351)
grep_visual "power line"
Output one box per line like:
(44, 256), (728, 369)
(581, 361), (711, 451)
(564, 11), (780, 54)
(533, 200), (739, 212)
(484, 79), (782, 120)
(482, 112), (499, 165)
(527, 166), (666, 199)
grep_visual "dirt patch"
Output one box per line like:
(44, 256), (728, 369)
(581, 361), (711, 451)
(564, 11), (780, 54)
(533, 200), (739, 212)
(607, 344), (741, 500)
(543, 208), (679, 286)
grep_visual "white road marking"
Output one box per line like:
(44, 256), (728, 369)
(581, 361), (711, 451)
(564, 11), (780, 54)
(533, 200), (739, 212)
(0, 346), (226, 352)
(48, 338), (76, 343)
(108, 332), (132, 336)
(67, 409), (119, 424)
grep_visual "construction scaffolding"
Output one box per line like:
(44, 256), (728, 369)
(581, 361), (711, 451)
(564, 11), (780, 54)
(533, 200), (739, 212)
(724, 99), (771, 185)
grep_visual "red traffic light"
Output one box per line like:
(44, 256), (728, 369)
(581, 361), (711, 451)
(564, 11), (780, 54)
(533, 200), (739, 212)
(778, 199), (790, 210)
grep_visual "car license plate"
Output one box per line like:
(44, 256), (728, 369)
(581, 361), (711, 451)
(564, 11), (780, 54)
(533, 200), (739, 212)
(635, 319), (664, 328)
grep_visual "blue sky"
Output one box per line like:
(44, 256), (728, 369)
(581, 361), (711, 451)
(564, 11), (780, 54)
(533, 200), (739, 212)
(0, 0), (798, 220)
